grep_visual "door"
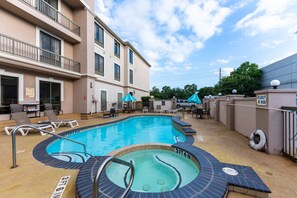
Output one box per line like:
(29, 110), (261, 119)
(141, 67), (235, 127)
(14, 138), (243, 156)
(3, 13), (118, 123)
(40, 81), (61, 111)
(101, 90), (107, 111)
(0, 75), (18, 114)
(117, 93), (122, 109)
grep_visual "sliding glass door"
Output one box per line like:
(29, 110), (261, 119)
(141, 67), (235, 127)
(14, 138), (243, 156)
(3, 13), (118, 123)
(0, 75), (18, 114)
(40, 81), (61, 111)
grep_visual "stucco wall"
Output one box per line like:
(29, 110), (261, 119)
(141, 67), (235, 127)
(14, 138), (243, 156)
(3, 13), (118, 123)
(219, 100), (227, 125)
(153, 100), (172, 111)
(0, 9), (36, 45)
(234, 98), (256, 137)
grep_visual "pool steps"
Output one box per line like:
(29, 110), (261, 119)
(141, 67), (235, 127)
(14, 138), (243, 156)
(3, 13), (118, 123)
(172, 116), (197, 136)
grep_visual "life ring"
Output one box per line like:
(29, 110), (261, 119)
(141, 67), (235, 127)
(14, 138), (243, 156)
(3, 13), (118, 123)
(249, 129), (266, 151)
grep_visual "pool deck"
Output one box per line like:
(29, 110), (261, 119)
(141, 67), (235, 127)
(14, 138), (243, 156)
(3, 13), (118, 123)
(0, 112), (296, 197)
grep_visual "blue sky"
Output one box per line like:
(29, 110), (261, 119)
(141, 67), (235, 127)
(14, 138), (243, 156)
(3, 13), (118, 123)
(95, 0), (297, 90)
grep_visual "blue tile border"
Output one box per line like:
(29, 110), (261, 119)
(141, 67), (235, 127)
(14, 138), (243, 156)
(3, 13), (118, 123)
(76, 143), (271, 198)
(32, 115), (194, 169)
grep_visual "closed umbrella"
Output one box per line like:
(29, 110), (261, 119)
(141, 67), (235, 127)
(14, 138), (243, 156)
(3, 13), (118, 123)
(187, 92), (202, 104)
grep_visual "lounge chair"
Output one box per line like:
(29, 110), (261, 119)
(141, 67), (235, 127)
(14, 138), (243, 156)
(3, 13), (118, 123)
(4, 112), (55, 136)
(10, 104), (23, 119)
(44, 103), (63, 115)
(44, 110), (79, 128)
(155, 105), (163, 113)
(142, 106), (149, 113)
(169, 108), (180, 114)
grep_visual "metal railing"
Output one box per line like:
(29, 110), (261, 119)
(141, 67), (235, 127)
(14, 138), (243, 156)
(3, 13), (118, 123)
(19, 0), (80, 36)
(93, 156), (134, 198)
(282, 107), (297, 160)
(11, 124), (87, 168)
(0, 34), (80, 73)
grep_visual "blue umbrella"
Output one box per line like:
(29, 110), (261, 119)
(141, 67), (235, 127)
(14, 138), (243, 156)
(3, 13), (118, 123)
(187, 92), (202, 104)
(121, 93), (137, 102)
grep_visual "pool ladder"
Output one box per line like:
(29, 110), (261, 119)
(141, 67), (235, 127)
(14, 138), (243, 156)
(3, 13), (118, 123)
(11, 124), (88, 168)
(93, 156), (135, 198)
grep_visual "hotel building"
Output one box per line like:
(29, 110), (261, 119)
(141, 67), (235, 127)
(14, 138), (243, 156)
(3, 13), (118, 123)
(0, 0), (151, 120)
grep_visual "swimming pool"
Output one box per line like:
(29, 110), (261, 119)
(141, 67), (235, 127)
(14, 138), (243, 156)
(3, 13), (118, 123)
(46, 116), (186, 161)
(106, 149), (199, 192)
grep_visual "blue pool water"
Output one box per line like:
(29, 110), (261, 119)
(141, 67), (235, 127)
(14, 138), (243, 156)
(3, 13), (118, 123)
(106, 149), (199, 192)
(46, 116), (186, 160)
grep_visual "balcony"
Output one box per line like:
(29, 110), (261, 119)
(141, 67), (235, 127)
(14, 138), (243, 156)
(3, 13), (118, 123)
(19, 0), (80, 36)
(0, 34), (80, 73)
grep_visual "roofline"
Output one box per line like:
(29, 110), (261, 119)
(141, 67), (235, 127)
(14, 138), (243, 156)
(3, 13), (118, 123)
(94, 16), (151, 67)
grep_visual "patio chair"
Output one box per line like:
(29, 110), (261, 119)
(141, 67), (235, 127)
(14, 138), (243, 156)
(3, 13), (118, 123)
(10, 104), (23, 119)
(110, 108), (119, 117)
(155, 105), (162, 113)
(44, 103), (63, 115)
(4, 112), (55, 136)
(44, 110), (79, 128)
(142, 106), (149, 113)
(203, 108), (211, 118)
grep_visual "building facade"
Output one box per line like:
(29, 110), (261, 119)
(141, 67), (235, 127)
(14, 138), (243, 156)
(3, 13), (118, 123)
(0, 0), (150, 119)
(261, 53), (297, 89)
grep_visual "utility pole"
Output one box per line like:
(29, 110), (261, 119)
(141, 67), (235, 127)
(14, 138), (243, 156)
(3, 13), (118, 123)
(219, 68), (222, 81)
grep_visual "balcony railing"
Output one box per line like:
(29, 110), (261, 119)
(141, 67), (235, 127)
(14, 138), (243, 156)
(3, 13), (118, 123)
(19, 0), (80, 36)
(0, 34), (80, 73)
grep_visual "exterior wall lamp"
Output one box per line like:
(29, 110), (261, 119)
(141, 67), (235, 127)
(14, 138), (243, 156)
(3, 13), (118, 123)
(232, 89), (237, 94)
(270, 80), (280, 89)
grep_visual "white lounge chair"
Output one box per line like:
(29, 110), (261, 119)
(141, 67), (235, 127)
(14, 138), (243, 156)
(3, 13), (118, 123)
(45, 110), (79, 128)
(142, 107), (149, 113)
(4, 112), (55, 136)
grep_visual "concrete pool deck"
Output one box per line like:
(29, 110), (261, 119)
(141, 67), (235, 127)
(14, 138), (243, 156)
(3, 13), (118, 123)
(0, 112), (296, 197)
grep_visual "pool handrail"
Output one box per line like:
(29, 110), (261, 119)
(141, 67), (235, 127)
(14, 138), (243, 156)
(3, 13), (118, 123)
(11, 124), (87, 168)
(93, 156), (134, 198)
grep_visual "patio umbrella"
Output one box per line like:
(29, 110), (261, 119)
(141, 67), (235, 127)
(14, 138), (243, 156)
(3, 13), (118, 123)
(187, 92), (202, 104)
(121, 93), (137, 102)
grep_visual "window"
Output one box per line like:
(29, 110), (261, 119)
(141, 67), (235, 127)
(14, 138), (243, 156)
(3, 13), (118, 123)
(101, 90), (107, 111)
(95, 53), (104, 76)
(114, 40), (120, 58)
(162, 101), (165, 106)
(114, 63), (120, 81)
(43, 0), (58, 9)
(0, 75), (18, 114)
(40, 31), (61, 66)
(95, 23), (104, 47)
(129, 69), (133, 84)
(129, 49), (133, 64)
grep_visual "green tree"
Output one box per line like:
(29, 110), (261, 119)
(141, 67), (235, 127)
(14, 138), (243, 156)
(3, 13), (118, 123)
(183, 84), (198, 98)
(150, 86), (161, 99)
(198, 86), (216, 99)
(216, 61), (262, 96)
(160, 86), (173, 99)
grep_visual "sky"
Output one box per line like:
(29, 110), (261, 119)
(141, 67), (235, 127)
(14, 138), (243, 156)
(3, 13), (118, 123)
(94, 0), (297, 90)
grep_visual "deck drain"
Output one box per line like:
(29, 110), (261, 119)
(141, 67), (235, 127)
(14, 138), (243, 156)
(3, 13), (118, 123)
(157, 179), (165, 185)
(142, 184), (151, 191)
(222, 167), (238, 176)
(161, 186), (170, 192)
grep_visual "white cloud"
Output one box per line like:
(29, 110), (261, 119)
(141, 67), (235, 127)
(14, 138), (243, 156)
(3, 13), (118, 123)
(216, 59), (229, 64)
(235, 0), (297, 36)
(260, 40), (284, 48)
(95, 0), (232, 71)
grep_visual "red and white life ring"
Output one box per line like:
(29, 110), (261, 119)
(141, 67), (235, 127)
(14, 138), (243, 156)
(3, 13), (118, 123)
(249, 129), (266, 151)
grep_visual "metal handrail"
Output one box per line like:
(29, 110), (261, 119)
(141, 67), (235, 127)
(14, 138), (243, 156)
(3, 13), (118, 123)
(11, 124), (87, 168)
(19, 0), (80, 36)
(93, 156), (134, 198)
(0, 33), (80, 73)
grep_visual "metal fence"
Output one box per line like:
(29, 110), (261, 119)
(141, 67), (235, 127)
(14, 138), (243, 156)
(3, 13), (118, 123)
(0, 34), (80, 73)
(19, 0), (80, 36)
(282, 107), (297, 160)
